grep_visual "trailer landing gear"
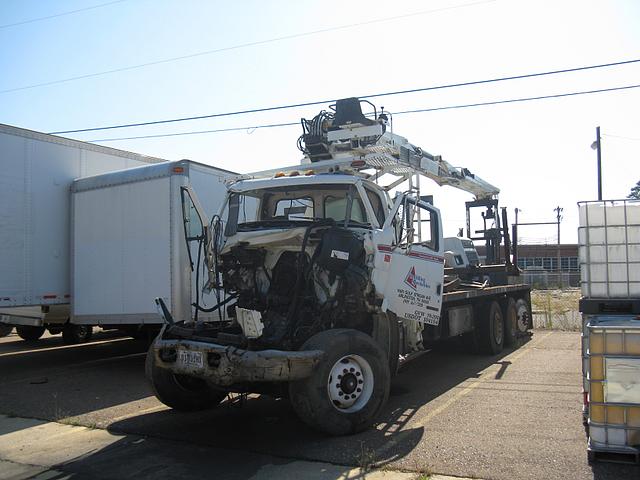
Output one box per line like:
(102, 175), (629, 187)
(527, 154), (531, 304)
(62, 325), (93, 344)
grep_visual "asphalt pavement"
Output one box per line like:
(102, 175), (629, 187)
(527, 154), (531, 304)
(0, 329), (637, 479)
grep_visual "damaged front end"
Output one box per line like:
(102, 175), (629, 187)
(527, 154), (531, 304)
(152, 331), (324, 386)
(153, 180), (383, 389)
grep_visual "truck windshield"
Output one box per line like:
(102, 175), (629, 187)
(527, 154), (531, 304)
(224, 184), (369, 235)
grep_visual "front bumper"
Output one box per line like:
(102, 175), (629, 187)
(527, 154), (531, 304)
(152, 337), (324, 386)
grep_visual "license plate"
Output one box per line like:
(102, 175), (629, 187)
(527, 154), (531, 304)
(177, 349), (204, 368)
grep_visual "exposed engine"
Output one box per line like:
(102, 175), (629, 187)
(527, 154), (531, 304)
(220, 226), (375, 349)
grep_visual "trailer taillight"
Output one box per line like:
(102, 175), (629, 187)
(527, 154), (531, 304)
(583, 391), (589, 407)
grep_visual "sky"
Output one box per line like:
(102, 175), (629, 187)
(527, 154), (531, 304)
(2, 0), (639, 244)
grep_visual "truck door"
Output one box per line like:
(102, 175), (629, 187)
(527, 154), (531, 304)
(378, 194), (444, 325)
(180, 186), (218, 296)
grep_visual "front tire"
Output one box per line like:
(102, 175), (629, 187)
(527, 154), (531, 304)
(289, 329), (390, 436)
(145, 346), (227, 411)
(16, 325), (45, 342)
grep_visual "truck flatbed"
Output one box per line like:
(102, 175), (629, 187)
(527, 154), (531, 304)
(444, 284), (530, 303)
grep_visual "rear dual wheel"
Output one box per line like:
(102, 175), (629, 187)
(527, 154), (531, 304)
(479, 300), (504, 355)
(503, 297), (531, 347)
(503, 298), (518, 347)
(515, 298), (531, 335)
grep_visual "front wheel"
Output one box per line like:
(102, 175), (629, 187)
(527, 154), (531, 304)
(289, 329), (390, 436)
(145, 346), (227, 411)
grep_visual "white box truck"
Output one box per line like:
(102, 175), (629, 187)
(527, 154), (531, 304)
(0, 123), (165, 341)
(71, 160), (232, 338)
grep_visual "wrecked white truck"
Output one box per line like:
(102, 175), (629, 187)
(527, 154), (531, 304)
(147, 98), (532, 435)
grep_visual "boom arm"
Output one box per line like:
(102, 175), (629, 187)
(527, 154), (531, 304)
(386, 131), (499, 200)
(242, 97), (499, 201)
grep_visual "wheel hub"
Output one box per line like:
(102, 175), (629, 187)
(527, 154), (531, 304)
(327, 354), (374, 413)
(516, 305), (529, 332)
(494, 314), (504, 344)
(340, 373), (358, 394)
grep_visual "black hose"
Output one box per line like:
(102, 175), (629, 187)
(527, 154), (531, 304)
(192, 294), (237, 313)
(193, 237), (203, 323)
(285, 219), (333, 341)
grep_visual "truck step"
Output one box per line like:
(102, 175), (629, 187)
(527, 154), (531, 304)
(579, 298), (640, 315)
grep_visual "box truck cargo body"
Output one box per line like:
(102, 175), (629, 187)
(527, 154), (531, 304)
(71, 160), (233, 327)
(0, 124), (164, 327)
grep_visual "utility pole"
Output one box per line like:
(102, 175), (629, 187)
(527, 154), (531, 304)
(595, 127), (602, 200)
(554, 206), (563, 287)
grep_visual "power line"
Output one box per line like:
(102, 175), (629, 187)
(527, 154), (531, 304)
(0, 0), (128, 29)
(87, 82), (640, 142)
(391, 83), (640, 115)
(50, 58), (640, 135)
(89, 122), (299, 142)
(1, 0), (495, 94)
(602, 133), (640, 142)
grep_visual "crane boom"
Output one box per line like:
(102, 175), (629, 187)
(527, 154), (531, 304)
(243, 97), (499, 201)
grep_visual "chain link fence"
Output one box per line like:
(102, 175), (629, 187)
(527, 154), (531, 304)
(529, 274), (581, 331)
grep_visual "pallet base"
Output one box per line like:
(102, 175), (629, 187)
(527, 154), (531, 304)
(580, 297), (640, 315)
(588, 445), (640, 465)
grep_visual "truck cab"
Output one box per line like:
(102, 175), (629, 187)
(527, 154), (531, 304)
(151, 172), (445, 435)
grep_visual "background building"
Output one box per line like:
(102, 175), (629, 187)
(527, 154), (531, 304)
(475, 243), (580, 288)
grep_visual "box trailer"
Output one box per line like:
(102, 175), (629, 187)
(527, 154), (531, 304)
(0, 123), (165, 341)
(71, 160), (233, 336)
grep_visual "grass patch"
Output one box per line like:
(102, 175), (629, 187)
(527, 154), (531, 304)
(531, 288), (581, 331)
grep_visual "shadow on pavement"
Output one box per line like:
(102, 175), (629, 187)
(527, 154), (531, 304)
(0, 333), (150, 428)
(44, 433), (301, 480)
(106, 338), (519, 469)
